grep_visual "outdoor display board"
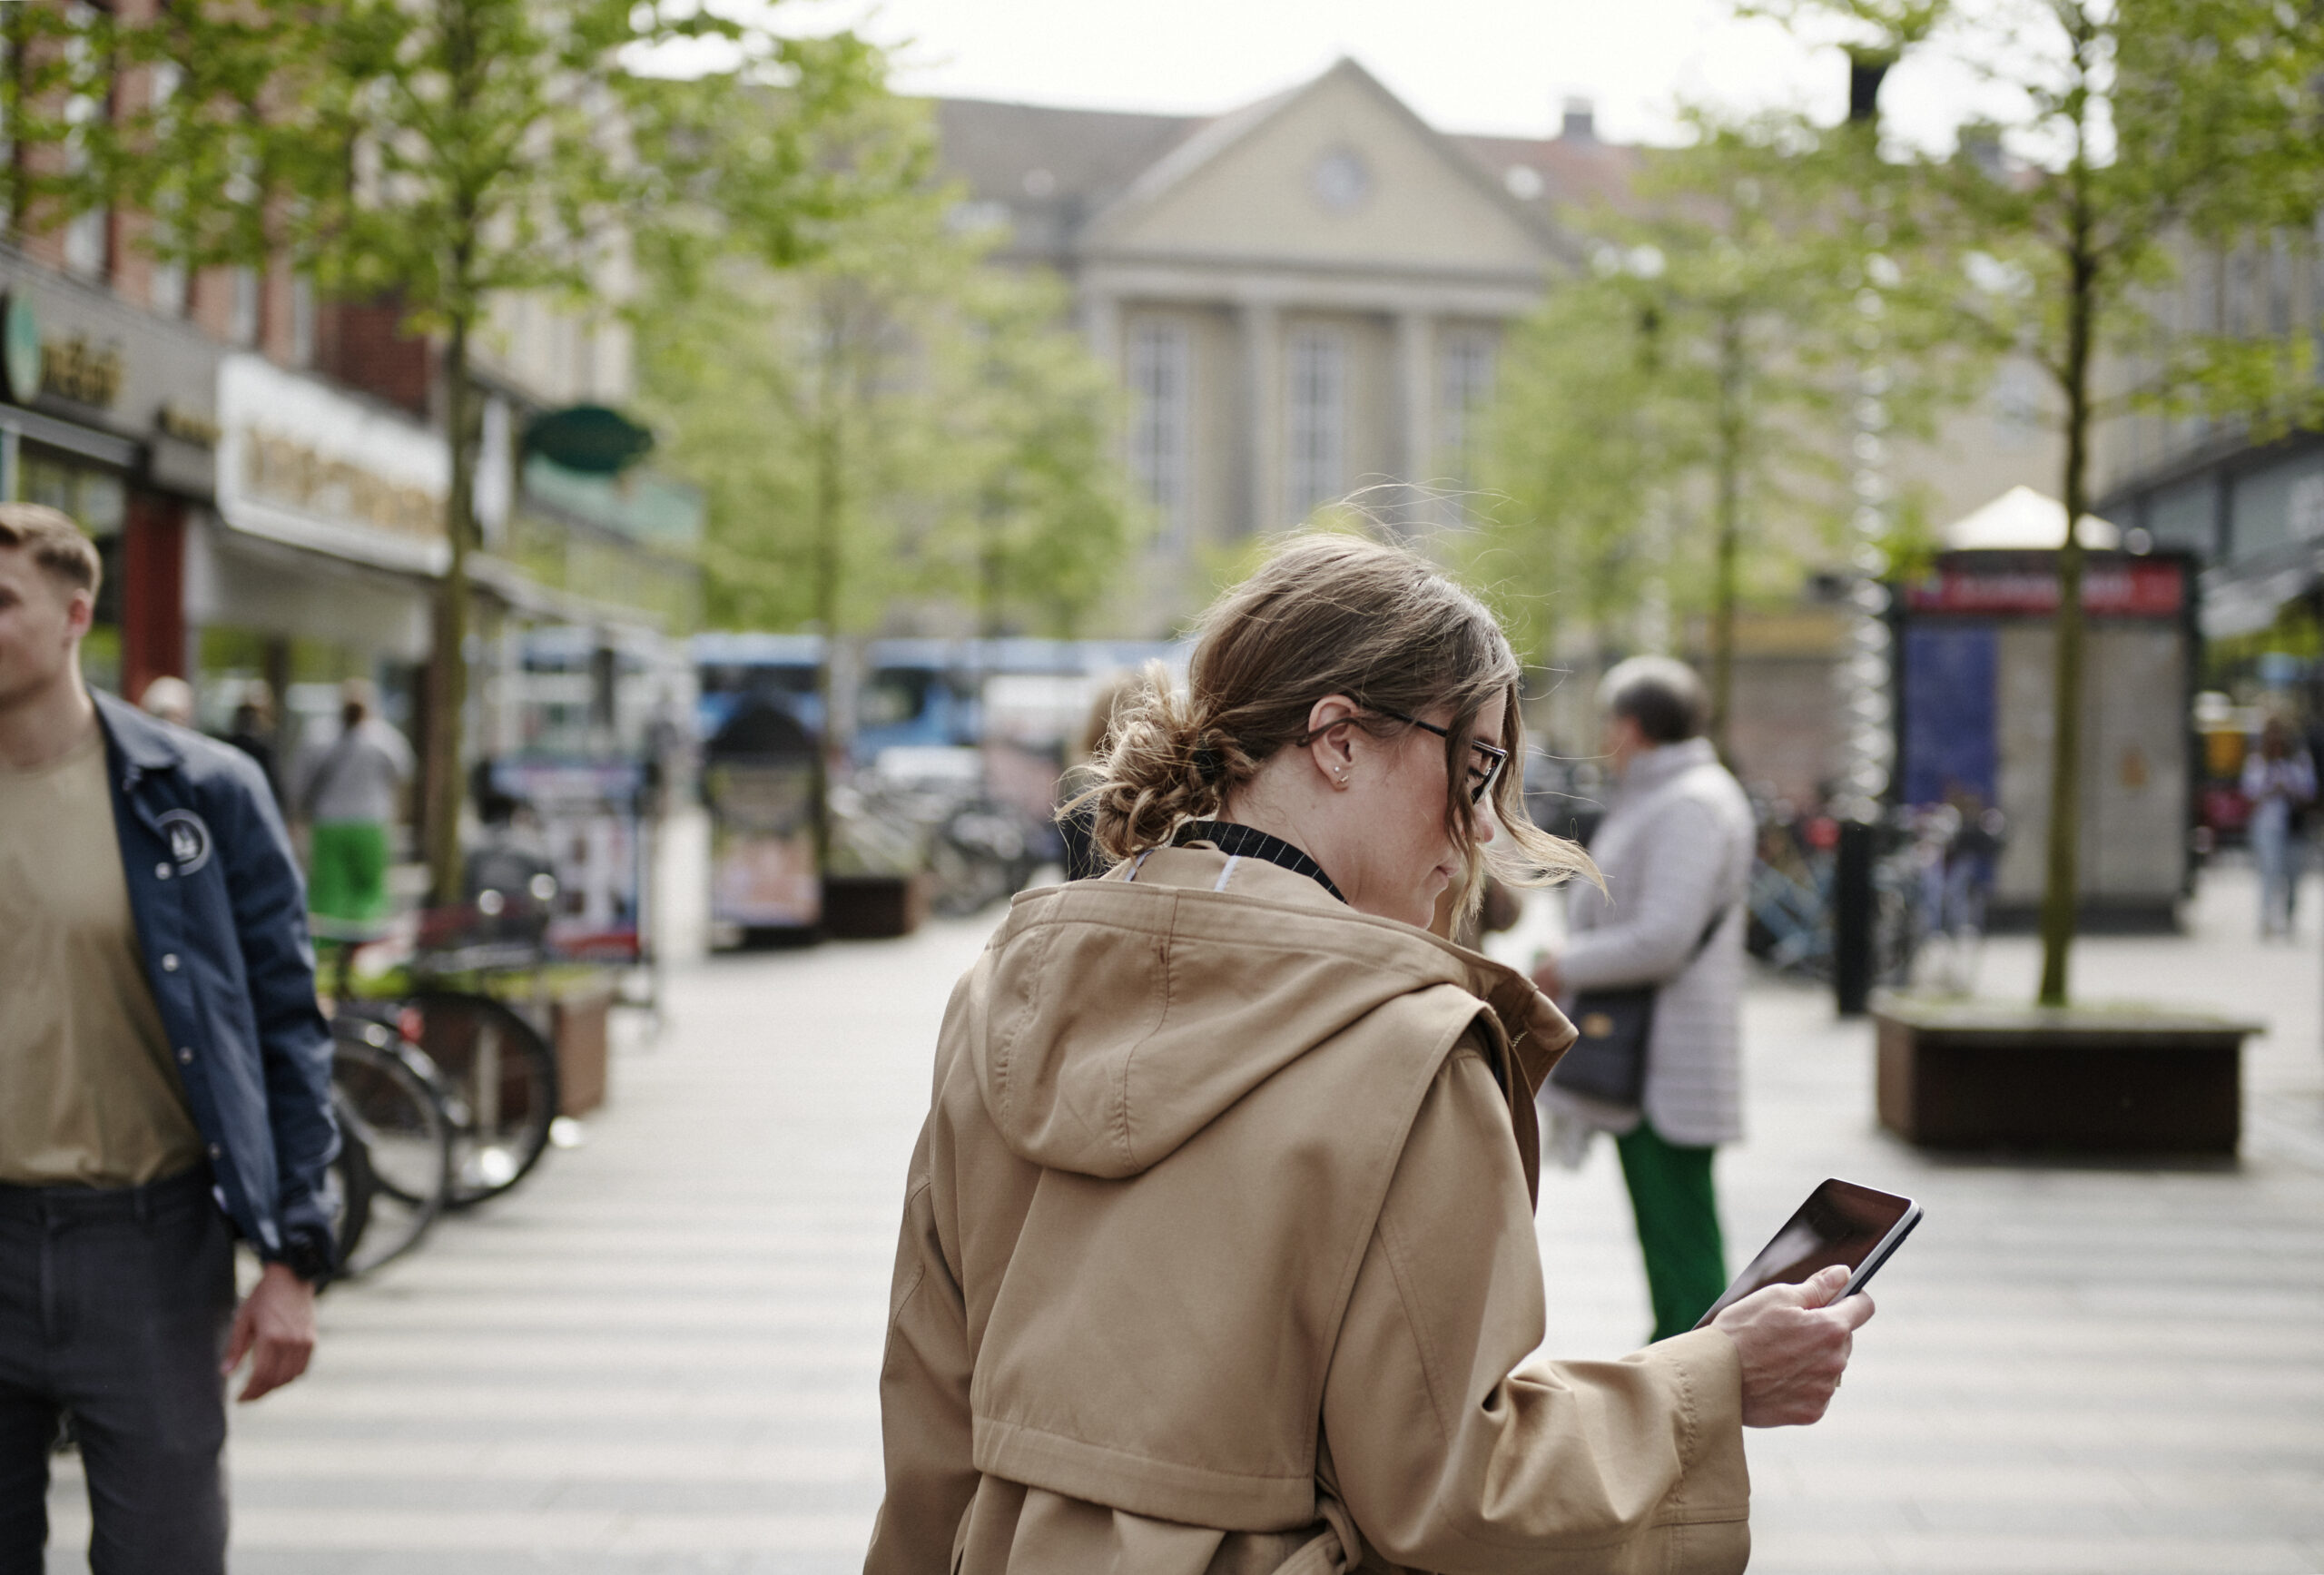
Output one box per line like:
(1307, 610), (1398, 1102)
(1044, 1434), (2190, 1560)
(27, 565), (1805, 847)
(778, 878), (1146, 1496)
(487, 757), (647, 961)
(1896, 550), (2192, 926)
(705, 758), (821, 930)
(703, 697), (822, 932)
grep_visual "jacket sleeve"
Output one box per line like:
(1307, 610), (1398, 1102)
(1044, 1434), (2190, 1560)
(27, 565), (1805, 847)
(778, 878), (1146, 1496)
(1321, 1046), (1749, 1575)
(1560, 797), (1730, 994)
(863, 1114), (978, 1575)
(217, 751), (340, 1273)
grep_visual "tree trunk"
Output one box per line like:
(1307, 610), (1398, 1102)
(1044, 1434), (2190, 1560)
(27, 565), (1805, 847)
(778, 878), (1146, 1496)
(809, 404), (842, 869)
(425, 311), (476, 907)
(1709, 310), (1745, 755)
(978, 494), (1004, 640)
(2037, 248), (2097, 1007)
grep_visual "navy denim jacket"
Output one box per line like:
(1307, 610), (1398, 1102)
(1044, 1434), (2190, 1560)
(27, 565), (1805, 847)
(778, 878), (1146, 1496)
(94, 690), (339, 1280)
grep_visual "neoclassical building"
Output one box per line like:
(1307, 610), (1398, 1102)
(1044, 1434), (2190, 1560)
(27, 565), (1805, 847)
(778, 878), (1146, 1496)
(934, 61), (1640, 624)
(934, 60), (2058, 650)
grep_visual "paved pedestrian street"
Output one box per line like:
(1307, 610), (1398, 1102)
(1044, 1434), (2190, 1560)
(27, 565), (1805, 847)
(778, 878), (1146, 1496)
(42, 868), (2324, 1573)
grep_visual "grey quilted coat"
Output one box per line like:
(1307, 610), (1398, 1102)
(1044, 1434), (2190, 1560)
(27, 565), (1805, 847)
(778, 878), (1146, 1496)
(1557, 737), (1754, 1147)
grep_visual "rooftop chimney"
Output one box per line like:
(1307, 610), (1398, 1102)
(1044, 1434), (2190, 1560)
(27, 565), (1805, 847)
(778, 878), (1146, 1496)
(1561, 96), (1595, 142)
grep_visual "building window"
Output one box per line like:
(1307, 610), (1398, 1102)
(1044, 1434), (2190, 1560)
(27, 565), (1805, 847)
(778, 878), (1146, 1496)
(63, 208), (109, 281)
(290, 276), (315, 366)
(1990, 358), (2043, 450)
(1128, 320), (1191, 546)
(59, 5), (109, 280)
(1285, 328), (1345, 520)
(151, 254), (188, 317)
(231, 268), (261, 347)
(1437, 331), (1496, 485)
(146, 64), (188, 314)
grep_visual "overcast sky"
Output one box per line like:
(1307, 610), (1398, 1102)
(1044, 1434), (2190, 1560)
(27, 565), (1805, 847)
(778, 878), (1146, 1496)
(780, 0), (2005, 152)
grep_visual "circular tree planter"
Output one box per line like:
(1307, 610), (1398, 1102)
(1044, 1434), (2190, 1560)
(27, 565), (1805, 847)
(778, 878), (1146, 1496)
(1873, 994), (2261, 1157)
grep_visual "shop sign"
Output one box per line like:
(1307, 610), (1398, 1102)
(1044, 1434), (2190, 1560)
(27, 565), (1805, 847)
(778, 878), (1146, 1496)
(1, 295), (39, 404)
(1903, 555), (2186, 618)
(215, 352), (448, 575)
(157, 402), (221, 446)
(40, 332), (124, 409)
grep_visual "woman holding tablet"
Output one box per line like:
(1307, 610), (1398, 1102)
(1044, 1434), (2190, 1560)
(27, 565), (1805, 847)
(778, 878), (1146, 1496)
(865, 535), (1873, 1575)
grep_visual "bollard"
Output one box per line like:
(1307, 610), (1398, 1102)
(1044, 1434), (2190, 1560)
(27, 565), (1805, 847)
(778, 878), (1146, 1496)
(1834, 817), (1875, 1017)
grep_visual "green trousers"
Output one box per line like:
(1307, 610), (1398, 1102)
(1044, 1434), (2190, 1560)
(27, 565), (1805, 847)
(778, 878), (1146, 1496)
(1615, 1119), (1728, 1344)
(308, 820), (392, 926)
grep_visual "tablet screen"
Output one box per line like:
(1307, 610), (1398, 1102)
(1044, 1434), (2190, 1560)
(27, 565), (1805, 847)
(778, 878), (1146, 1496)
(1697, 1178), (1915, 1326)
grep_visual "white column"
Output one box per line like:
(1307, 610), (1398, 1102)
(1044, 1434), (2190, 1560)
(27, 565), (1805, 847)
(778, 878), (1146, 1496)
(1236, 301), (1279, 536)
(1393, 310), (1433, 533)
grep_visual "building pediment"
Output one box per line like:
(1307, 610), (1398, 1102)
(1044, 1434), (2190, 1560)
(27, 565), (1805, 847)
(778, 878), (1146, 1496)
(1082, 59), (1561, 280)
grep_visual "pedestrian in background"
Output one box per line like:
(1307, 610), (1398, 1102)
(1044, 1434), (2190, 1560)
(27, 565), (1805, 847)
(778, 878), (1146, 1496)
(290, 676), (413, 930)
(2243, 714), (2314, 939)
(0, 505), (336, 1573)
(137, 673), (195, 727)
(868, 536), (1870, 1575)
(1532, 655), (1754, 1344)
(226, 680), (283, 806)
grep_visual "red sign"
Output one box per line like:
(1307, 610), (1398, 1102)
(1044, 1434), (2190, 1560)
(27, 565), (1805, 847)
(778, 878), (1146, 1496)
(1902, 556), (2184, 617)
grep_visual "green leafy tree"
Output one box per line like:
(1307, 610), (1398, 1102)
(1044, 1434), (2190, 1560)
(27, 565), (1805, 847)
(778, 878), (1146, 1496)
(1766, 0), (2321, 1004)
(1476, 121), (1973, 752)
(936, 265), (1135, 640)
(1, 1), (106, 241)
(74, 0), (884, 902)
(636, 81), (1136, 847)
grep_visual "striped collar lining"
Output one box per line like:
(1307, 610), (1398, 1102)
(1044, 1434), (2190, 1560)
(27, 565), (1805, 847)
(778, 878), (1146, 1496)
(1173, 820), (1346, 906)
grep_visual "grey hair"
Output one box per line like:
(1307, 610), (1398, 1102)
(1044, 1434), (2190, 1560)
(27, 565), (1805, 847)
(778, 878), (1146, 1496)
(1599, 655), (1708, 745)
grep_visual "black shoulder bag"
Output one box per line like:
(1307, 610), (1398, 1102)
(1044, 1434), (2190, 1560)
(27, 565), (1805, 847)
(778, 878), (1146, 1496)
(1548, 906), (1728, 1107)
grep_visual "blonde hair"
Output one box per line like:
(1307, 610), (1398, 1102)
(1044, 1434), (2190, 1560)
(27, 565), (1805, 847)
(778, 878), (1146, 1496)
(0, 503), (101, 597)
(1072, 533), (1595, 898)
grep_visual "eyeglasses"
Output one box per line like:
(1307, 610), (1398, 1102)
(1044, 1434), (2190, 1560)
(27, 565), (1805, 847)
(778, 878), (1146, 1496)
(1372, 707), (1511, 805)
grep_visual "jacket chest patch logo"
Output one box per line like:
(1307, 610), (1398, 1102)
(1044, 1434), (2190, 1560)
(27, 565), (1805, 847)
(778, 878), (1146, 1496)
(159, 809), (213, 875)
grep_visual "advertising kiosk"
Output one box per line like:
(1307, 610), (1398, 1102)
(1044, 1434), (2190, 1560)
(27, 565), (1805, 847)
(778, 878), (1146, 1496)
(1895, 548), (2195, 929)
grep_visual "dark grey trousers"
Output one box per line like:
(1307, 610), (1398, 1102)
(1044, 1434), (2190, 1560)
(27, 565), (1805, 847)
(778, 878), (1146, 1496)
(0, 1168), (234, 1575)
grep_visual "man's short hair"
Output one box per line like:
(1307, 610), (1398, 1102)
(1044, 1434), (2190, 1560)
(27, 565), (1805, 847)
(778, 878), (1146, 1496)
(1599, 655), (1709, 745)
(0, 503), (101, 599)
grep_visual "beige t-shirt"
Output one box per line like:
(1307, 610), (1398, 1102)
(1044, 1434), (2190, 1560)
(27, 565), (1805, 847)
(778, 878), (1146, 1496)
(0, 722), (204, 1186)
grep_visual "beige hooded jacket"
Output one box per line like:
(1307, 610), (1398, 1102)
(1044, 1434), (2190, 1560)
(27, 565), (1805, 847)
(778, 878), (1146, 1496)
(864, 846), (1750, 1575)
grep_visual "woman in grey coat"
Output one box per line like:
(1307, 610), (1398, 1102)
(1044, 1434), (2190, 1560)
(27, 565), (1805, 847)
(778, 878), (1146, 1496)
(1533, 656), (1754, 1342)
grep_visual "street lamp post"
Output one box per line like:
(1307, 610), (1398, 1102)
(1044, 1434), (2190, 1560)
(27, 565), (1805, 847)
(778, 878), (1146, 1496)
(1834, 51), (1898, 1018)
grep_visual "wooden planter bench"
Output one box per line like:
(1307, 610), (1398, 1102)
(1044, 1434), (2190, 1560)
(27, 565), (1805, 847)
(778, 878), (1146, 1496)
(820, 873), (931, 940)
(1873, 995), (2260, 1157)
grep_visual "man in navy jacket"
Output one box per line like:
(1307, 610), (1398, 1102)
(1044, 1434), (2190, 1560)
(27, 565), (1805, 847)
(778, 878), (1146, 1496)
(0, 504), (336, 1572)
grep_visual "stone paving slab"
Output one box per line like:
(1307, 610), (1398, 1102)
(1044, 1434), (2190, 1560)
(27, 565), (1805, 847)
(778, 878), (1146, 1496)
(37, 865), (2324, 1572)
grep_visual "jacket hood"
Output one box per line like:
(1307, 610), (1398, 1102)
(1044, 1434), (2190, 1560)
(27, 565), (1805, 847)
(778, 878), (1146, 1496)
(967, 848), (1573, 1180)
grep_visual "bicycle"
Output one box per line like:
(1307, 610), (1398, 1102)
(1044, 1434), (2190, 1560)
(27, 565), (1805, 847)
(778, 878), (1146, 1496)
(328, 1016), (457, 1276)
(322, 905), (563, 1214)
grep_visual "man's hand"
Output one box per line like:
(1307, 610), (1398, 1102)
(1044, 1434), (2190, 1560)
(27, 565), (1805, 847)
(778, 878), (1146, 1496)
(1712, 1264), (1875, 1427)
(224, 1262), (317, 1403)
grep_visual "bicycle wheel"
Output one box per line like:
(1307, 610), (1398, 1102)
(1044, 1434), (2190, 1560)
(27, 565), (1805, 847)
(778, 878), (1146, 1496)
(393, 990), (560, 1209)
(326, 1090), (375, 1275)
(330, 1019), (455, 1275)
